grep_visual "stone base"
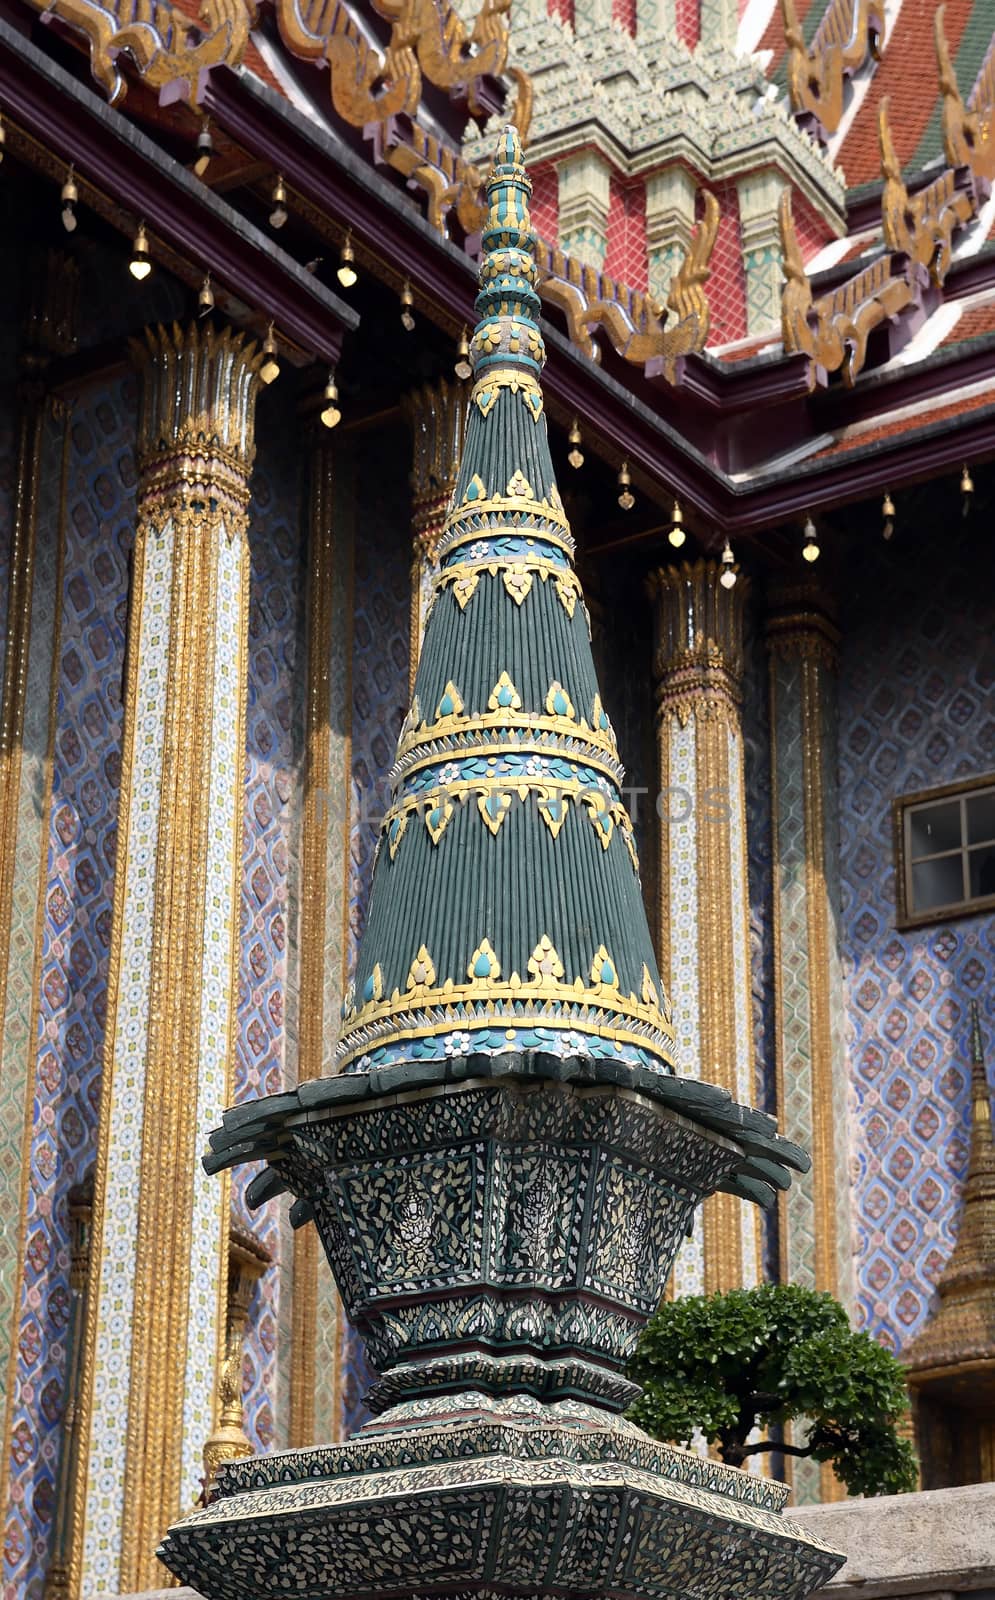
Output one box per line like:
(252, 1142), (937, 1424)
(787, 1482), (995, 1599)
(160, 1393), (842, 1600)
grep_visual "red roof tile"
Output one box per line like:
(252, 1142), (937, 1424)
(808, 383), (995, 458)
(839, 0), (976, 185)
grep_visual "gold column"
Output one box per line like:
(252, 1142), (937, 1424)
(648, 559), (760, 1295)
(203, 1223), (271, 1497)
(766, 586), (851, 1306)
(0, 255), (76, 1546)
(78, 324), (263, 1596)
(404, 379), (469, 691)
(0, 255), (76, 1072)
(288, 425), (353, 1446)
(42, 1172), (94, 1600)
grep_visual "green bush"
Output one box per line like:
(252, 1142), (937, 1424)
(628, 1282), (918, 1497)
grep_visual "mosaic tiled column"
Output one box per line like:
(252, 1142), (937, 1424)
(737, 170), (785, 335)
(78, 324), (263, 1597)
(289, 425), (354, 1448)
(699, 0), (736, 48)
(645, 167), (696, 305)
(648, 559), (761, 1295)
(404, 379), (469, 692)
(42, 1173), (93, 1600)
(557, 150), (611, 268)
(766, 587), (852, 1305)
(0, 255), (76, 1532)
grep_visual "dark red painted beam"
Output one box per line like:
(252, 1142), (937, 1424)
(3, 21), (991, 548)
(0, 18), (357, 362)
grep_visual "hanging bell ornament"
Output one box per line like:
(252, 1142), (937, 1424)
(567, 419), (584, 469)
(454, 328), (472, 381)
(668, 499), (686, 549)
(617, 461), (634, 511)
(61, 167), (78, 233)
(882, 491), (895, 541)
(719, 538), (737, 588)
(961, 463), (974, 517)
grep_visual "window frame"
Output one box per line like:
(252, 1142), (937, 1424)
(893, 773), (995, 930)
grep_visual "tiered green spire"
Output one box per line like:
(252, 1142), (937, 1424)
(337, 128), (676, 1075)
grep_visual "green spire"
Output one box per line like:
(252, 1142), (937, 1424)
(337, 126), (676, 1076)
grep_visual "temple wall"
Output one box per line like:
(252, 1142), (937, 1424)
(4, 374), (135, 1598)
(234, 391), (306, 1455)
(340, 421), (412, 1435)
(741, 596), (778, 1278)
(838, 511), (995, 1353)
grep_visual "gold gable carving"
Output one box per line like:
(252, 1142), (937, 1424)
(538, 193), (719, 384)
(782, 0), (884, 137)
(936, 2), (995, 184)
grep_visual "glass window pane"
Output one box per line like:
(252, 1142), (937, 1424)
(908, 800), (962, 859)
(968, 845), (995, 901)
(966, 790), (995, 847)
(911, 855), (964, 913)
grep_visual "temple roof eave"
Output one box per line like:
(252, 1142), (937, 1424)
(0, 15), (357, 362)
(9, 6), (995, 543)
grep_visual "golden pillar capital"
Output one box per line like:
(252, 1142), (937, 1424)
(647, 559), (748, 724)
(405, 376), (470, 552)
(765, 581), (840, 669)
(131, 322), (264, 536)
(405, 378), (470, 689)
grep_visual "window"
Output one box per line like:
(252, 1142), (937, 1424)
(894, 777), (995, 928)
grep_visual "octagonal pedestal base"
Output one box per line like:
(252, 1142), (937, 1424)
(161, 1394), (843, 1600)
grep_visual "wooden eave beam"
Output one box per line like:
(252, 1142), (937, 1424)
(2, 24), (991, 551)
(0, 18), (357, 362)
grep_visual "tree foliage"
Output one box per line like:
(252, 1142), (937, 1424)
(628, 1282), (918, 1497)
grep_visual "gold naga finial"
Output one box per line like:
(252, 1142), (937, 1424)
(879, 96), (913, 254)
(536, 189), (718, 381)
(936, 2), (995, 180)
(782, 0), (885, 137)
(879, 89), (977, 283)
(779, 189), (814, 356)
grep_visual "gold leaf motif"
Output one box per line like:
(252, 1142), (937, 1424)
(554, 573), (577, 618)
(371, 963), (385, 1001)
(387, 811), (409, 860)
(424, 794), (454, 844)
(537, 792), (569, 839)
(477, 789), (512, 835)
(641, 964), (657, 1009)
(522, 386), (543, 422)
(487, 671), (522, 711)
(528, 936), (564, 982)
(583, 792), (614, 849)
(474, 386), (500, 418)
(460, 472), (487, 507)
(590, 946), (618, 988)
(622, 825), (640, 873)
(451, 571), (479, 609)
(406, 944), (437, 991)
(435, 681), (464, 719)
(545, 681), (576, 720)
(503, 564), (533, 605)
(467, 937), (501, 982)
(505, 468), (534, 499)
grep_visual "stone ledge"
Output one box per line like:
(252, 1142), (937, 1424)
(787, 1483), (995, 1599)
